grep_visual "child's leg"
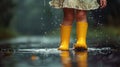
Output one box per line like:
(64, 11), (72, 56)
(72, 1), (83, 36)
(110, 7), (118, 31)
(76, 10), (87, 22)
(58, 8), (75, 51)
(74, 10), (88, 50)
(62, 8), (75, 25)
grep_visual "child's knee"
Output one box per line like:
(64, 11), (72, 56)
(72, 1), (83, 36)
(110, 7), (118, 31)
(64, 14), (75, 22)
(76, 11), (87, 21)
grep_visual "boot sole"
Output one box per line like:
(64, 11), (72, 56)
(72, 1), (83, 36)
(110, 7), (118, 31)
(73, 47), (87, 52)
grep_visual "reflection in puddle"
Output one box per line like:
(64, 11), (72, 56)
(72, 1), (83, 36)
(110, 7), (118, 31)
(75, 51), (88, 67)
(0, 48), (120, 67)
(30, 54), (39, 61)
(60, 51), (88, 67)
(60, 51), (72, 67)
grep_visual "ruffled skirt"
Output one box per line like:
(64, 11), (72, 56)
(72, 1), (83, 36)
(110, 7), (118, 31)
(49, 0), (100, 10)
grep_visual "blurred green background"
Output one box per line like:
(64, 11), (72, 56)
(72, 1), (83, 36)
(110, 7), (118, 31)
(0, 0), (120, 49)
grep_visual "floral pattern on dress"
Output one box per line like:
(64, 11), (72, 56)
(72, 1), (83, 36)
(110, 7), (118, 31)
(49, 0), (100, 10)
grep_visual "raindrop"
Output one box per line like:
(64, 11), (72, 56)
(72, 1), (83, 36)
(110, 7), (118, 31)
(55, 16), (58, 19)
(40, 17), (44, 20)
(58, 19), (61, 21)
(43, 0), (46, 7)
(43, 9), (46, 13)
(44, 32), (47, 34)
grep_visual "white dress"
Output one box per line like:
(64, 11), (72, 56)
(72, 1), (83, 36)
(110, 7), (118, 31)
(49, 0), (100, 10)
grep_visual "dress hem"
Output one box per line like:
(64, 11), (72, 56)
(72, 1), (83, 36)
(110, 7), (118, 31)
(49, 1), (100, 10)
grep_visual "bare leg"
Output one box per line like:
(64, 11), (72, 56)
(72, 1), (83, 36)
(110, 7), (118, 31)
(76, 10), (87, 22)
(62, 8), (75, 26)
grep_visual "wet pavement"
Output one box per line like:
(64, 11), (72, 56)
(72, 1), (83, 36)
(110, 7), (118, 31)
(0, 47), (120, 67)
(0, 36), (120, 67)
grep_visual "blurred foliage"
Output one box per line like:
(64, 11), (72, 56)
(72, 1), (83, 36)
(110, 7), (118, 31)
(90, 0), (120, 48)
(92, 0), (120, 27)
(0, 27), (17, 40)
(0, 0), (16, 40)
(11, 0), (63, 35)
(0, 0), (15, 27)
(88, 26), (120, 48)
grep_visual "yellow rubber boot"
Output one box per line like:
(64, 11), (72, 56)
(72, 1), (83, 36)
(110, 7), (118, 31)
(58, 25), (72, 51)
(74, 22), (88, 50)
